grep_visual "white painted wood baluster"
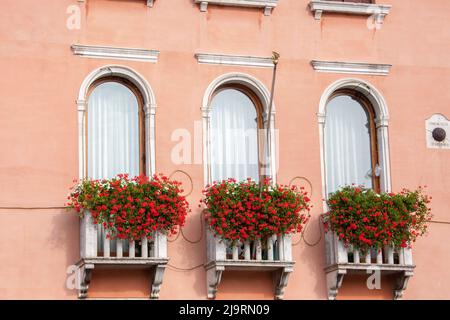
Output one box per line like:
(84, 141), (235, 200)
(376, 249), (383, 264)
(403, 247), (413, 266)
(354, 249), (360, 264)
(283, 235), (292, 262)
(385, 246), (394, 264)
(129, 240), (136, 258)
(244, 241), (251, 260)
(336, 237), (348, 264)
(149, 238), (155, 258)
(141, 236), (148, 258)
(103, 235), (110, 258)
(232, 244), (239, 260)
(365, 251), (371, 264)
(255, 239), (262, 260)
(277, 235), (284, 261)
(215, 238), (226, 261)
(80, 211), (98, 258)
(325, 232), (335, 265)
(267, 236), (274, 261)
(399, 248), (405, 265)
(154, 232), (168, 258)
(116, 239), (123, 258)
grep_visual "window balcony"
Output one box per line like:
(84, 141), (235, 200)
(324, 232), (415, 300)
(195, 0), (278, 16)
(205, 228), (294, 300)
(77, 211), (168, 299)
(309, 1), (392, 24)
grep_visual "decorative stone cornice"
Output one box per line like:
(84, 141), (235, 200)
(78, 0), (154, 7)
(309, 0), (391, 23)
(76, 99), (87, 111)
(71, 44), (160, 63)
(317, 112), (326, 125)
(144, 103), (157, 117)
(376, 115), (390, 128)
(311, 60), (392, 76)
(195, 53), (274, 68)
(201, 106), (212, 119)
(195, 0), (278, 16)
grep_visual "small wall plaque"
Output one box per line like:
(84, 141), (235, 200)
(426, 114), (449, 149)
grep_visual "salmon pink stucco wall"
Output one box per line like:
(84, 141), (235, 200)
(0, 0), (449, 299)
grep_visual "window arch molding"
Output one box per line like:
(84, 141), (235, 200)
(77, 65), (157, 179)
(201, 72), (277, 185)
(317, 78), (391, 210)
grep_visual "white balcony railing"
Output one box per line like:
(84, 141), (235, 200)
(77, 211), (169, 299)
(205, 227), (294, 299)
(324, 232), (415, 300)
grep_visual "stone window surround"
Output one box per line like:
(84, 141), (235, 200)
(200, 72), (278, 186)
(317, 78), (391, 212)
(77, 65), (157, 180)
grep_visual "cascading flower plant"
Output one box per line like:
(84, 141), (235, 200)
(66, 174), (189, 241)
(201, 178), (311, 244)
(324, 185), (432, 253)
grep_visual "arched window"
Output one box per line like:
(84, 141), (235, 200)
(210, 86), (262, 183)
(78, 66), (157, 255)
(86, 78), (146, 253)
(324, 90), (380, 195)
(202, 73), (277, 186)
(86, 78), (145, 179)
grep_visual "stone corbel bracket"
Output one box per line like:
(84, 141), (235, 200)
(325, 266), (414, 300)
(274, 265), (294, 300)
(309, 0), (392, 24)
(394, 270), (414, 300)
(205, 261), (294, 300)
(195, 0), (278, 16)
(76, 258), (168, 299)
(77, 262), (94, 299)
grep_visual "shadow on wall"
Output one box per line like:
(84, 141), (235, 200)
(162, 208), (207, 299)
(216, 271), (275, 300)
(48, 210), (80, 298)
(294, 214), (328, 299)
(88, 268), (153, 298)
(338, 274), (395, 300)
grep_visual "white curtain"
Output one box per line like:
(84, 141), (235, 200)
(210, 89), (259, 183)
(324, 95), (373, 195)
(87, 81), (140, 253)
(88, 82), (140, 180)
